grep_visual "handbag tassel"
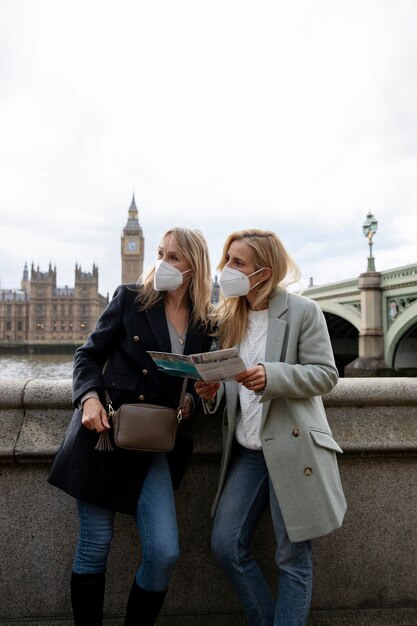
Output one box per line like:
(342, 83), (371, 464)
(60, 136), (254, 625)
(94, 397), (115, 451)
(95, 430), (114, 452)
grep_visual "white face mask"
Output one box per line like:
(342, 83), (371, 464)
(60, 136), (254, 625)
(219, 266), (264, 298)
(153, 260), (191, 292)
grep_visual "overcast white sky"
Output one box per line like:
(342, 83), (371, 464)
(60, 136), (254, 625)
(0, 0), (416, 296)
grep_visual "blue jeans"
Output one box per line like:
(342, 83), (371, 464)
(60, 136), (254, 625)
(211, 444), (312, 626)
(72, 452), (180, 592)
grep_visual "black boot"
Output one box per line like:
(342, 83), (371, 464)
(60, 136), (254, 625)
(70, 571), (106, 626)
(124, 580), (167, 626)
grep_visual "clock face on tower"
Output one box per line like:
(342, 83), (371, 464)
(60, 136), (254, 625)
(126, 240), (138, 253)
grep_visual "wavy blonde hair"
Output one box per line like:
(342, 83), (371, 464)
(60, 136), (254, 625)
(216, 229), (300, 348)
(138, 227), (213, 327)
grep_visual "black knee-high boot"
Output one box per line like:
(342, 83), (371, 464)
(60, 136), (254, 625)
(70, 571), (106, 626)
(124, 580), (167, 626)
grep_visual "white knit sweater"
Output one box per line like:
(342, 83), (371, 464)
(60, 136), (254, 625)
(235, 308), (270, 450)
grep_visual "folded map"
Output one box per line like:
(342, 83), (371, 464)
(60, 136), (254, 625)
(147, 347), (246, 382)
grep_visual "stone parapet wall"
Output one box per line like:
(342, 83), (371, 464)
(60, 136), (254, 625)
(1, 378), (417, 625)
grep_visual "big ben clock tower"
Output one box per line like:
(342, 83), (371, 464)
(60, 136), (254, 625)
(121, 194), (145, 284)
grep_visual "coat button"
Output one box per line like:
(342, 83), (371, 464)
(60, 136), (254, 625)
(138, 395), (145, 401)
(292, 428), (300, 437)
(142, 369), (148, 375)
(304, 467), (313, 476)
(133, 335), (140, 342)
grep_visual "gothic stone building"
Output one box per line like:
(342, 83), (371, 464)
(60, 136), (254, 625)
(0, 263), (108, 351)
(0, 195), (144, 351)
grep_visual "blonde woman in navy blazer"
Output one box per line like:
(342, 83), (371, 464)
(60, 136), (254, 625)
(196, 229), (346, 626)
(49, 227), (214, 626)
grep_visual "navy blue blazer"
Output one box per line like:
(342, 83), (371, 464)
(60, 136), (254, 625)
(48, 284), (213, 514)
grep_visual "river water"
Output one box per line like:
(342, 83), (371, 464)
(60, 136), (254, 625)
(0, 354), (74, 379)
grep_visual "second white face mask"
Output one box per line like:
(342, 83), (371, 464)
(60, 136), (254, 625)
(219, 266), (263, 298)
(153, 260), (189, 291)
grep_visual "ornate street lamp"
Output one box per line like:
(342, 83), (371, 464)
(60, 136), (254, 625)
(362, 211), (378, 271)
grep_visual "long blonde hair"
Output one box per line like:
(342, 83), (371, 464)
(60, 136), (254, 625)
(138, 227), (213, 327)
(216, 229), (300, 348)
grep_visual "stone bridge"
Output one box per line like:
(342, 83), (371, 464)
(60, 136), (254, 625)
(304, 263), (417, 376)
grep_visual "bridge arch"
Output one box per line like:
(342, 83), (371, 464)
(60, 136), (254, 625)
(385, 301), (417, 367)
(322, 309), (359, 377)
(319, 302), (361, 331)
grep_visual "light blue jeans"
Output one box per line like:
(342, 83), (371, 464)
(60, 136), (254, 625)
(72, 452), (180, 592)
(211, 444), (312, 626)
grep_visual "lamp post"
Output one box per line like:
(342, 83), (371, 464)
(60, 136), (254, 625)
(345, 209), (386, 375)
(362, 211), (378, 271)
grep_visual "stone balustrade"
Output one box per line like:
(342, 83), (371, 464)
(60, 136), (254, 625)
(1, 377), (417, 625)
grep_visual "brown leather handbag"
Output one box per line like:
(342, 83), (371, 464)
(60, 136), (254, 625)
(95, 378), (188, 452)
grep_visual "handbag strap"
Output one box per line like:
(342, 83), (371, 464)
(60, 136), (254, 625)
(103, 379), (188, 407)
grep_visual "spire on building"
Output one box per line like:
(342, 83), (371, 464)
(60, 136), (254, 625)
(130, 192), (137, 212)
(124, 193), (140, 232)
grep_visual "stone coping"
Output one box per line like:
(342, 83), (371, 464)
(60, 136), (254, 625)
(0, 376), (416, 408)
(324, 376), (417, 406)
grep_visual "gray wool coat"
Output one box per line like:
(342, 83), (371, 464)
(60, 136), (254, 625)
(210, 287), (347, 543)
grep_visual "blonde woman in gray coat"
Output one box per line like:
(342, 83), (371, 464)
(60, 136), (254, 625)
(195, 229), (346, 626)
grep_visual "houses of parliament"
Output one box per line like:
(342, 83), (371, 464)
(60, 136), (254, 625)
(0, 196), (144, 351)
